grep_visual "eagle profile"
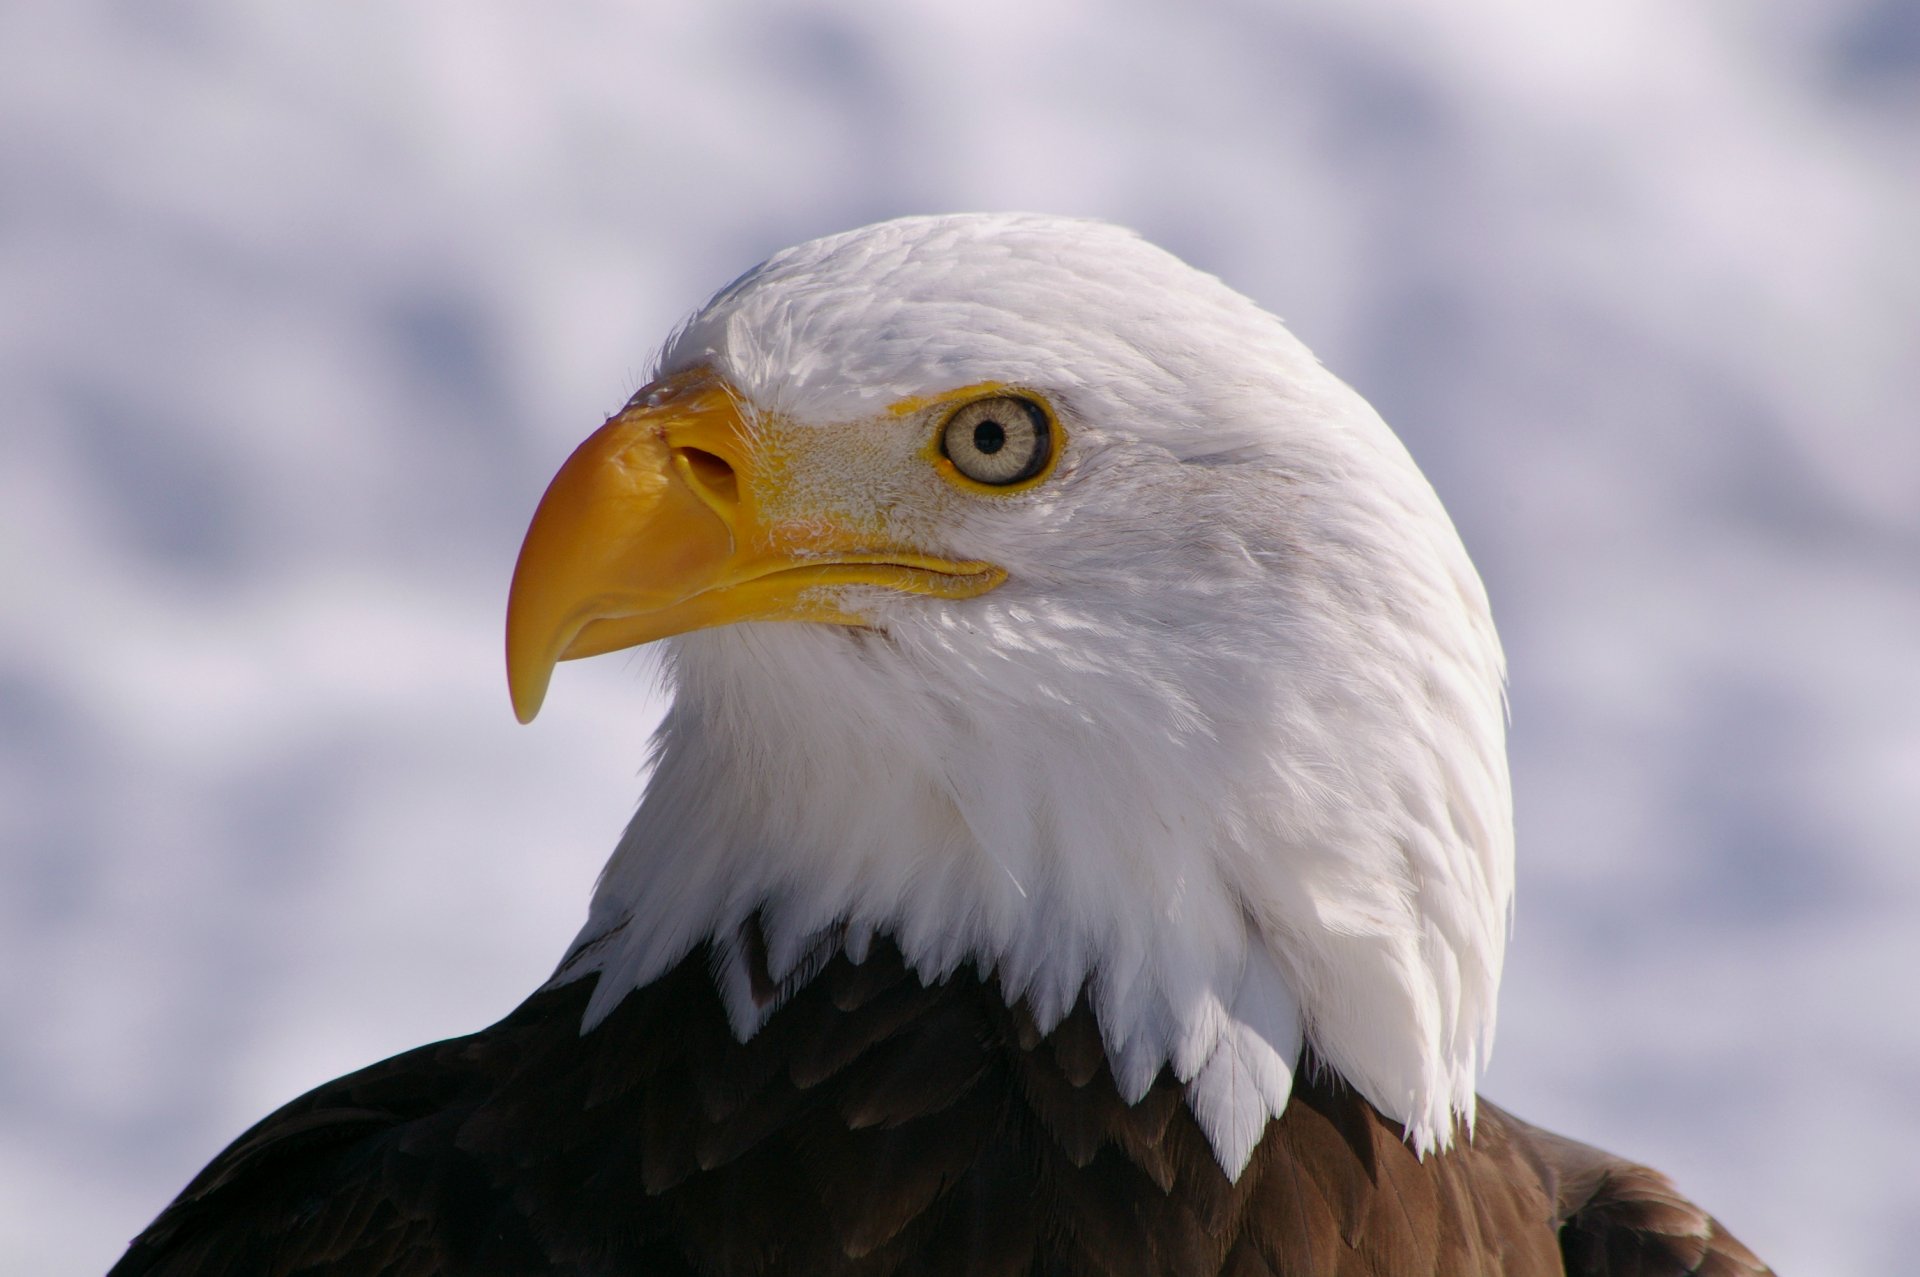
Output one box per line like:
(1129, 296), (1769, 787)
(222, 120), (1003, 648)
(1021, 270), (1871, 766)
(114, 214), (1770, 1275)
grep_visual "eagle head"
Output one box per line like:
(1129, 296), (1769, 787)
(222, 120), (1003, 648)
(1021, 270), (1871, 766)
(505, 214), (1511, 1174)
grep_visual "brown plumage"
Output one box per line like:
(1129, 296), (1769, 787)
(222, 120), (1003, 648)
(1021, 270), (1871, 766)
(112, 931), (1768, 1276)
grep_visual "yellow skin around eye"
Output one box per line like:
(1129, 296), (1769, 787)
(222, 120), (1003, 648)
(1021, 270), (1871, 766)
(891, 382), (1066, 498)
(941, 399), (1050, 485)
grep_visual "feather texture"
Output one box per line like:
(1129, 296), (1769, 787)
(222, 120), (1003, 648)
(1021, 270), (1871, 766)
(567, 215), (1509, 1163)
(114, 935), (1766, 1275)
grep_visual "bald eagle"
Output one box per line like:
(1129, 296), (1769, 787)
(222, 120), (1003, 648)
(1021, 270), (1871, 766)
(114, 215), (1769, 1276)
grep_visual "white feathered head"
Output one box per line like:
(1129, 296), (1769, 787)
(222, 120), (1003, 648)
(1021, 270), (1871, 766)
(506, 214), (1511, 1173)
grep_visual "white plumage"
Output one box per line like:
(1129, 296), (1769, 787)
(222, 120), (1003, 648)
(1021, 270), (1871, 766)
(548, 214), (1512, 1174)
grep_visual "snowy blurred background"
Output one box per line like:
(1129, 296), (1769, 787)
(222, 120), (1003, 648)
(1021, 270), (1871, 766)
(4, 1), (1916, 1272)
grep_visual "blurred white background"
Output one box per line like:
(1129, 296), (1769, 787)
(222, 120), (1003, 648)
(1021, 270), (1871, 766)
(4, 2), (1916, 1272)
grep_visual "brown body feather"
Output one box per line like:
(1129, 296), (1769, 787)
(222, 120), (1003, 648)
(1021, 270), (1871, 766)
(112, 937), (1769, 1276)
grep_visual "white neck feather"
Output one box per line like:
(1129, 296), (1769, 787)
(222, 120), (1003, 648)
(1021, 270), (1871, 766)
(553, 488), (1509, 1176)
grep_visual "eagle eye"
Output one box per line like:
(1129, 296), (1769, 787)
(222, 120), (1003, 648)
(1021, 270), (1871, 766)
(939, 395), (1053, 487)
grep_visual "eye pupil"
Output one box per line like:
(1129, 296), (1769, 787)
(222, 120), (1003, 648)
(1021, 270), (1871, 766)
(972, 420), (1006, 454)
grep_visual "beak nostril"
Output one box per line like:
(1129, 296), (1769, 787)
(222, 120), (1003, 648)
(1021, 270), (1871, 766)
(675, 447), (740, 513)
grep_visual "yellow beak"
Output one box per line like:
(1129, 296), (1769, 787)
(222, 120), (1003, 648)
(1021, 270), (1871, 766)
(505, 371), (1004, 722)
